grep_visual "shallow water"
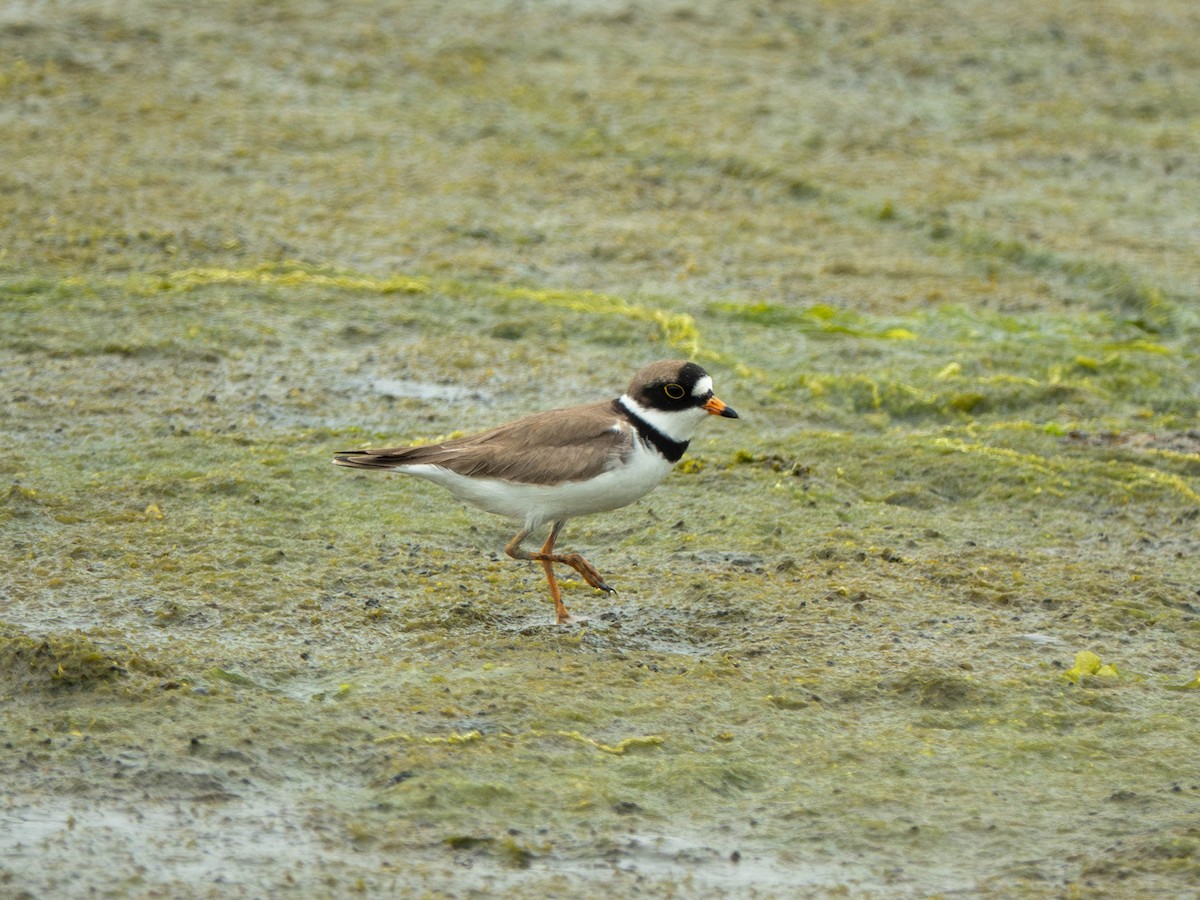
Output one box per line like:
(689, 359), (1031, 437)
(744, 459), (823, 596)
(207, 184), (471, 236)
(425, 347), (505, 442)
(2, 799), (328, 895)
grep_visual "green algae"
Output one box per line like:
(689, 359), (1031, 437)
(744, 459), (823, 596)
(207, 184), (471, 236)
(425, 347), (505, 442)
(0, 621), (166, 689)
(4, 273), (1197, 889)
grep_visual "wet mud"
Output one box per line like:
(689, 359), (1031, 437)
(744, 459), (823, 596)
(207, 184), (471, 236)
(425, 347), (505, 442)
(3, 1), (1199, 896)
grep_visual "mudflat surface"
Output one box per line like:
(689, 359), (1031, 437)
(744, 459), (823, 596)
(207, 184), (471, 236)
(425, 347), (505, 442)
(2, 1), (1199, 896)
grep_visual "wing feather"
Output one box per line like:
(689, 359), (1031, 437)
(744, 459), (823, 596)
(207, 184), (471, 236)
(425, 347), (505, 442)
(333, 401), (630, 485)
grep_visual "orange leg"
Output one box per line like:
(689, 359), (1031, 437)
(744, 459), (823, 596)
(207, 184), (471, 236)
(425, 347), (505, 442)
(505, 521), (614, 624)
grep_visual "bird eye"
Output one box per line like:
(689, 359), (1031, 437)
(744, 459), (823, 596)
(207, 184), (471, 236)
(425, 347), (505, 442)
(663, 383), (685, 400)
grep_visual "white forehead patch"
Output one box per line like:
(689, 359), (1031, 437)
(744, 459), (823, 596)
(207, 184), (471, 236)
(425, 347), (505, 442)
(691, 375), (713, 398)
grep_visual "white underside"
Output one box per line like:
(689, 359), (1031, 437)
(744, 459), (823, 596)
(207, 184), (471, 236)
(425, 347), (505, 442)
(398, 436), (675, 530)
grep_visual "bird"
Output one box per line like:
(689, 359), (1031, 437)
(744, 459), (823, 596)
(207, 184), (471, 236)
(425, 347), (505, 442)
(333, 360), (739, 624)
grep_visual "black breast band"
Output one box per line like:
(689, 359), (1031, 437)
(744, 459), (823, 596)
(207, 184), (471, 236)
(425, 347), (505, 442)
(613, 399), (689, 463)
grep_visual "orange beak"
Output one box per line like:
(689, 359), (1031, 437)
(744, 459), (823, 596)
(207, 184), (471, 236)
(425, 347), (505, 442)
(704, 395), (739, 418)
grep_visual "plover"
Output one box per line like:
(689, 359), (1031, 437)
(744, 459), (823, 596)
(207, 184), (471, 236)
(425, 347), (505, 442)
(333, 360), (739, 623)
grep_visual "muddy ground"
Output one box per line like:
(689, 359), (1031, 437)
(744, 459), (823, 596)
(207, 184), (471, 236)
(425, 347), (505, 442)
(2, 1), (1199, 897)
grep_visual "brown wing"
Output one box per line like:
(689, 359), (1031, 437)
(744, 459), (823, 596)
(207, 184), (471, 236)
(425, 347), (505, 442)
(333, 401), (631, 485)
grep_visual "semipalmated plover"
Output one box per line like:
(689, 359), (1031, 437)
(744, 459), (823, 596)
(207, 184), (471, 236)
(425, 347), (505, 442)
(334, 360), (738, 624)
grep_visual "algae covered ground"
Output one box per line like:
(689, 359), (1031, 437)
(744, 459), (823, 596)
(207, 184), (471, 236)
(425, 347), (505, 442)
(3, 1), (1200, 896)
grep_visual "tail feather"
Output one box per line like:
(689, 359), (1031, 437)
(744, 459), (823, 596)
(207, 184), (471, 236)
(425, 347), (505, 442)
(333, 446), (441, 469)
